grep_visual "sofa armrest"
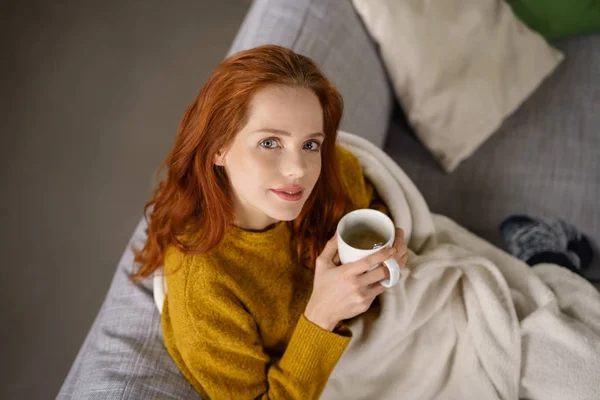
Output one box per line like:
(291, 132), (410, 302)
(229, 0), (393, 147)
(57, 217), (201, 400)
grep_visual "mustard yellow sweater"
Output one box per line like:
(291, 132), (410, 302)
(162, 146), (389, 399)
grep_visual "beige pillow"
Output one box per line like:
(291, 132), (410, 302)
(352, 0), (564, 172)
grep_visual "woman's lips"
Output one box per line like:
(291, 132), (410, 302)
(270, 188), (304, 202)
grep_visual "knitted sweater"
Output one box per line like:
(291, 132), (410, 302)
(162, 146), (389, 399)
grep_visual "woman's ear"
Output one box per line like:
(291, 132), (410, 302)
(214, 150), (225, 167)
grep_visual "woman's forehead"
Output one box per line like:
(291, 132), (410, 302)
(244, 85), (324, 136)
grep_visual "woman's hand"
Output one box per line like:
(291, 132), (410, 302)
(391, 227), (409, 268)
(304, 228), (408, 331)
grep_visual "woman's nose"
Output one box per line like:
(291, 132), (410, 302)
(281, 151), (306, 178)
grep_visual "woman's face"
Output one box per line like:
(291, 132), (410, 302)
(215, 85), (324, 231)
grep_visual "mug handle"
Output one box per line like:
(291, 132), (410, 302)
(379, 257), (400, 288)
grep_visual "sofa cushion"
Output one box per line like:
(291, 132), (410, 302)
(384, 34), (600, 282)
(352, 0), (564, 172)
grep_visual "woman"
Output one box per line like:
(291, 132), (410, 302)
(132, 45), (408, 399)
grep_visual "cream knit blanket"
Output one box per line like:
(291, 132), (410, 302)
(321, 131), (600, 400)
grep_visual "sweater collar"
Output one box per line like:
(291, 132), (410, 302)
(225, 220), (289, 247)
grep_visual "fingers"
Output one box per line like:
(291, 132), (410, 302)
(397, 250), (408, 267)
(392, 228), (408, 266)
(392, 244), (408, 266)
(317, 233), (339, 268)
(394, 228), (405, 244)
(332, 252), (340, 265)
(358, 264), (390, 286)
(365, 282), (387, 298)
(347, 246), (396, 274)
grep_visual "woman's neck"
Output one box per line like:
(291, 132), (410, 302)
(233, 207), (280, 232)
(231, 191), (281, 232)
(234, 219), (281, 232)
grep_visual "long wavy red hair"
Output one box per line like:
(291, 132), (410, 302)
(132, 45), (350, 281)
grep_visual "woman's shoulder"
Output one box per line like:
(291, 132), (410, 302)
(336, 144), (363, 183)
(335, 144), (361, 170)
(162, 244), (248, 337)
(335, 145), (371, 209)
(163, 244), (224, 292)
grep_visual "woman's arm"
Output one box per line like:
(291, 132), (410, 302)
(163, 269), (351, 399)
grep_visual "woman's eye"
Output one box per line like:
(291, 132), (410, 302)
(304, 140), (321, 151)
(260, 139), (279, 149)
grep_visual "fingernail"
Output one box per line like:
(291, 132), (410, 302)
(389, 247), (397, 255)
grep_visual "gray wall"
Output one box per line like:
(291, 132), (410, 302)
(0, 1), (249, 398)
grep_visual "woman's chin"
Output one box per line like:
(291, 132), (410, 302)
(267, 207), (303, 222)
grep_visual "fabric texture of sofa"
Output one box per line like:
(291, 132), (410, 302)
(57, 0), (599, 398)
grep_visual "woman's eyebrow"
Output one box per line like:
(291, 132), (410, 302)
(252, 128), (325, 139)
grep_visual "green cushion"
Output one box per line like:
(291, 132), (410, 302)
(507, 0), (600, 40)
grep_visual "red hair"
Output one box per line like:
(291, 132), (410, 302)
(132, 45), (350, 281)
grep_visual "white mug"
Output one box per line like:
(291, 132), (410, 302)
(336, 209), (401, 288)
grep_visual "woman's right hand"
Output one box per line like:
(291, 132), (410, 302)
(304, 233), (397, 331)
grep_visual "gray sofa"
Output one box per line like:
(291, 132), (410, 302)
(57, 0), (599, 398)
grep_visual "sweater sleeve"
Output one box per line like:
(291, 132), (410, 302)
(164, 267), (351, 400)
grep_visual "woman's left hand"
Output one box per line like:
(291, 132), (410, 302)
(391, 228), (409, 268)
